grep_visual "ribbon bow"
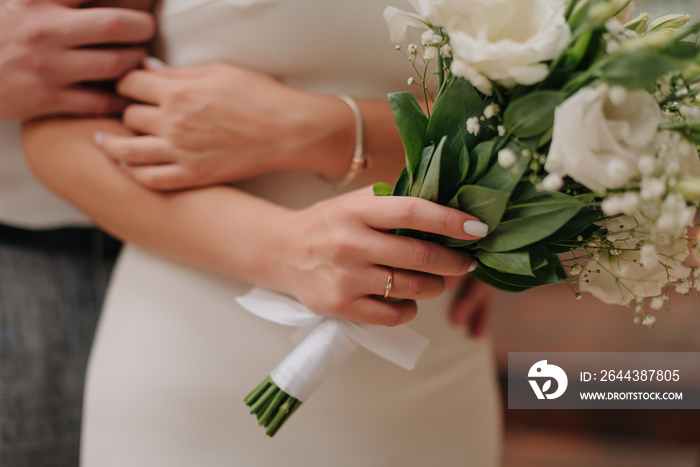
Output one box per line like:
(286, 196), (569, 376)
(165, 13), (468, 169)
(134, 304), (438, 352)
(236, 287), (430, 401)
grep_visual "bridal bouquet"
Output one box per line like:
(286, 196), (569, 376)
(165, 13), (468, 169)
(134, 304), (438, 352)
(380, 0), (700, 317)
(240, 0), (700, 437)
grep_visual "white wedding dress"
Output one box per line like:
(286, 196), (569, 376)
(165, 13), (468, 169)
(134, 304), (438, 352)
(80, 1), (503, 465)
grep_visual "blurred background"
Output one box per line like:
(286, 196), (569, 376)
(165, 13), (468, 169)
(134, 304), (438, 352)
(495, 5), (700, 465)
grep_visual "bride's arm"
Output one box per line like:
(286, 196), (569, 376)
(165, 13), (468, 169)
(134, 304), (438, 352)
(23, 117), (487, 326)
(94, 63), (410, 191)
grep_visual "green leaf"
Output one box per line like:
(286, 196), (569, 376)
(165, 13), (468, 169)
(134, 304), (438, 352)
(542, 206), (601, 243)
(473, 259), (561, 289)
(503, 91), (566, 139)
(389, 92), (428, 182)
(458, 145), (470, 183)
(529, 245), (551, 271)
(392, 167), (410, 197)
(425, 78), (484, 145)
(418, 137), (446, 202)
(559, 27), (597, 71)
(465, 140), (496, 184)
(658, 41), (700, 61)
(479, 196), (585, 252)
(478, 249), (533, 276)
(437, 140), (462, 204)
(373, 182), (393, 197)
(450, 185), (510, 231)
(567, 0), (611, 39)
(409, 144), (434, 198)
(477, 144), (532, 194)
(671, 22), (700, 41)
(599, 51), (686, 90)
(469, 267), (534, 292)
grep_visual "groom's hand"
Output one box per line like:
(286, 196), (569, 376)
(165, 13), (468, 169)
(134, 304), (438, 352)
(0, 0), (155, 121)
(448, 276), (492, 337)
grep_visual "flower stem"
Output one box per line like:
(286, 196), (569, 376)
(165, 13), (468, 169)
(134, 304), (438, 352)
(245, 375), (302, 437)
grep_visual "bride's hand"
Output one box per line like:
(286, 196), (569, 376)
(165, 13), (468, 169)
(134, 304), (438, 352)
(97, 61), (354, 190)
(272, 187), (490, 327)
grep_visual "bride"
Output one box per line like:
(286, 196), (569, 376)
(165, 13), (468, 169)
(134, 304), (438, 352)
(23, 0), (502, 465)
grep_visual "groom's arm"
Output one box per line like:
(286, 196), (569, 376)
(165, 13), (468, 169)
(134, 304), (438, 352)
(0, 0), (155, 121)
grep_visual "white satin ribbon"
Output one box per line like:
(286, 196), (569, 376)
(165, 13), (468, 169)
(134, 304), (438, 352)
(236, 287), (430, 401)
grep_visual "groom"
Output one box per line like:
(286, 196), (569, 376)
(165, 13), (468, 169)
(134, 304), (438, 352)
(0, 0), (153, 465)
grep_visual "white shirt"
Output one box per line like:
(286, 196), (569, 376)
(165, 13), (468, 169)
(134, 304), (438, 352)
(0, 120), (90, 229)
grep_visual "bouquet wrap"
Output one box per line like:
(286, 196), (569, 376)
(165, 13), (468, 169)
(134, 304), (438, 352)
(237, 287), (429, 435)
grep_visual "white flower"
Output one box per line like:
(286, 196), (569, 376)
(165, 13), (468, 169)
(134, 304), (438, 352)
(483, 103), (500, 119)
(546, 84), (661, 192)
(606, 159), (632, 187)
(608, 86), (627, 106)
(445, 0), (571, 89)
(616, 1), (637, 25)
(647, 14), (691, 32)
(640, 177), (666, 201)
(497, 125), (506, 136)
(407, 77), (415, 86)
(423, 46), (438, 60)
(619, 192), (641, 214)
(650, 296), (665, 310)
(383, 6), (430, 43)
(541, 173), (564, 192)
(676, 136), (700, 177)
(638, 155), (657, 176)
(679, 105), (700, 120)
(601, 197), (623, 216)
(440, 44), (452, 58)
(497, 148), (517, 168)
(654, 194), (696, 237)
(451, 62), (493, 95)
(602, 193), (643, 217)
(420, 29), (442, 46)
(676, 280), (691, 294)
(466, 117), (481, 135)
(642, 315), (657, 326)
(639, 244), (658, 269)
(606, 39), (621, 54)
(605, 18), (625, 35)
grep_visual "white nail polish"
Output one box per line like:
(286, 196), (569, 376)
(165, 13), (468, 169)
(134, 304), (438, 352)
(143, 56), (166, 70)
(463, 220), (489, 238)
(468, 261), (478, 273)
(93, 131), (103, 146)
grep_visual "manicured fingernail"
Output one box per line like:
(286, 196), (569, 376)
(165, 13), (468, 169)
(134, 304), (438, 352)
(468, 261), (478, 273)
(463, 220), (489, 238)
(143, 56), (166, 69)
(93, 131), (103, 146)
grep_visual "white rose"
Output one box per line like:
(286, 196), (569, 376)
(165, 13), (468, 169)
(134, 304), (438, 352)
(384, 0), (454, 43)
(445, 0), (571, 89)
(546, 84), (661, 192)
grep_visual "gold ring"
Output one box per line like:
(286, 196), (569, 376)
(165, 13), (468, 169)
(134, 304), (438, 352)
(383, 268), (394, 299)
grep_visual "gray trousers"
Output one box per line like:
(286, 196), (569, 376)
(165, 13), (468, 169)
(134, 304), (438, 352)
(0, 225), (121, 467)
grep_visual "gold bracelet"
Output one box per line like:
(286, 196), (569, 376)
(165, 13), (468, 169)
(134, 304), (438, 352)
(335, 94), (372, 188)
